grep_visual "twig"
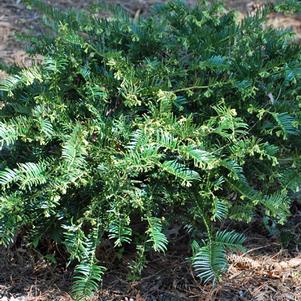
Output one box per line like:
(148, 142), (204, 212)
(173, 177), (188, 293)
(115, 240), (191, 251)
(242, 242), (280, 256)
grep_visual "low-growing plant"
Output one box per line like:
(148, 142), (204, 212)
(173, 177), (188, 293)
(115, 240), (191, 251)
(1, 0), (301, 299)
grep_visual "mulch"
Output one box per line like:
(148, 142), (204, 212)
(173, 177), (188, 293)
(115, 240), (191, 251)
(1, 231), (301, 301)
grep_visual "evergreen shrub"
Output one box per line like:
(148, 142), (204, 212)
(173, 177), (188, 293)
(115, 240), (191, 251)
(1, 0), (301, 298)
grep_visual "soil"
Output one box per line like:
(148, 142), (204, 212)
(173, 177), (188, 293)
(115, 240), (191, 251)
(1, 1), (301, 300)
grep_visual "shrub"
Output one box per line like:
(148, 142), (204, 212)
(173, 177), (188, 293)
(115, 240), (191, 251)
(1, 0), (301, 298)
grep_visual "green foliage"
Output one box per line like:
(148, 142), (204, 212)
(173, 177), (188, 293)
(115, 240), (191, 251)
(72, 232), (106, 300)
(274, 0), (301, 13)
(1, 0), (301, 298)
(128, 244), (147, 281)
(192, 230), (245, 283)
(146, 217), (168, 252)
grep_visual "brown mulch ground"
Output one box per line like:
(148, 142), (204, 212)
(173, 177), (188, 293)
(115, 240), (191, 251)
(1, 0), (301, 300)
(1, 230), (301, 301)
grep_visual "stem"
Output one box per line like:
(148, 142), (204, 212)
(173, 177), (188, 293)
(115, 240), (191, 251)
(172, 80), (232, 93)
(202, 214), (212, 245)
(172, 85), (210, 93)
(195, 197), (213, 245)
